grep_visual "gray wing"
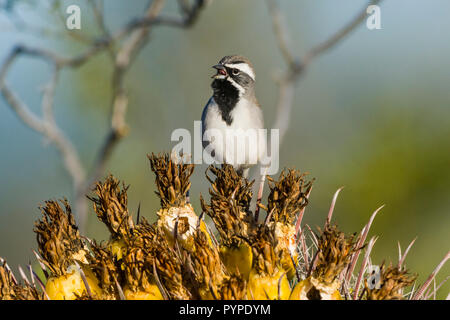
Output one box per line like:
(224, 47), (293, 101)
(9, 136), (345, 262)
(201, 96), (215, 150)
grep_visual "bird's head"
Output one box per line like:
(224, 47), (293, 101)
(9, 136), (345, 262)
(211, 55), (256, 96)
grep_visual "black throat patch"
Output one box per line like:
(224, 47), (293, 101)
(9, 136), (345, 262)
(211, 78), (239, 126)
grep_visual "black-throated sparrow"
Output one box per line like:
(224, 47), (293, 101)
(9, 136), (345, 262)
(201, 55), (266, 177)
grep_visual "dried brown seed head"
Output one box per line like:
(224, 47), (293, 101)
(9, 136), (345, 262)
(250, 224), (282, 276)
(218, 274), (248, 300)
(148, 153), (194, 209)
(201, 165), (254, 247)
(0, 261), (43, 300)
(205, 165), (254, 210)
(313, 225), (357, 285)
(187, 229), (225, 299)
(88, 175), (134, 240)
(266, 169), (313, 225)
(33, 199), (84, 276)
(150, 228), (191, 299)
(365, 263), (417, 300)
(86, 241), (122, 299)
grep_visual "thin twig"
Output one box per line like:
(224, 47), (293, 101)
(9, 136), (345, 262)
(0, 48), (86, 191)
(267, 0), (383, 147)
(252, 0), (383, 201)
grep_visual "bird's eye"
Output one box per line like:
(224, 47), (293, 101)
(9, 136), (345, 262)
(232, 69), (239, 75)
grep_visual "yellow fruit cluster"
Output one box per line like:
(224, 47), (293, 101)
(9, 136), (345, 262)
(0, 153), (418, 300)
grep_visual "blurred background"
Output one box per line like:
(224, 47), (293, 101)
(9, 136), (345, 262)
(0, 0), (449, 298)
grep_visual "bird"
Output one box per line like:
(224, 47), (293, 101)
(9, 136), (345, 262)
(201, 55), (266, 178)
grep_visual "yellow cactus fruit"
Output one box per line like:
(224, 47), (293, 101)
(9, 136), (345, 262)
(34, 199), (100, 300)
(127, 220), (191, 300)
(248, 268), (290, 300)
(148, 225), (191, 300)
(187, 229), (226, 300)
(122, 259), (164, 300)
(290, 225), (356, 300)
(33, 199), (108, 300)
(201, 165), (256, 279)
(219, 243), (253, 280)
(3, 149), (431, 302)
(34, 199), (88, 276)
(108, 239), (127, 261)
(122, 232), (164, 301)
(149, 154), (212, 251)
(45, 265), (103, 300)
(272, 222), (298, 280)
(123, 282), (163, 300)
(262, 169), (312, 281)
(88, 175), (135, 262)
(85, 241), (125, 300)
(247, 225), (291, 300)
(289, 277), (342, 300)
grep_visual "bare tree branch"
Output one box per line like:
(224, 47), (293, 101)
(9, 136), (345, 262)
(0, 50), (86, 190)
(266, 0), (295, 67)
(268, 0), (383, 143)
(252, 0), (383, 216)
(0, 0), (208, 231)
(88, 0), (116, 61)
(88, 0), (166, 185)
(303, 0), (382, 66)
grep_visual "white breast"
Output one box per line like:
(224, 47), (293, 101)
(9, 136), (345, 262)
(201, 97), (266, 170)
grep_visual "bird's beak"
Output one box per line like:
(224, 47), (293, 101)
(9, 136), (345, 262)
(212, 64), (227, 78)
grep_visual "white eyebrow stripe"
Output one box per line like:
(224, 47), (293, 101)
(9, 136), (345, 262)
(225, 63), (255, 80)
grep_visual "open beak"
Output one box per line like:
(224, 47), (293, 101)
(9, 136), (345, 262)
(212, 64), (227, 78)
